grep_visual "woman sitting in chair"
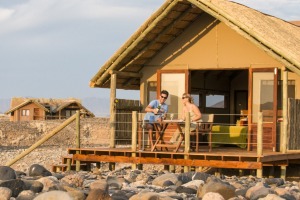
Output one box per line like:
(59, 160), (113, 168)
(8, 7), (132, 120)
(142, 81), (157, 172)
(181, 93), (202, 123)
(170, 93), (202, 143)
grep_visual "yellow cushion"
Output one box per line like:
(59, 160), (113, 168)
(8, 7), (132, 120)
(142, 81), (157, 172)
(211, 125), (247, 148)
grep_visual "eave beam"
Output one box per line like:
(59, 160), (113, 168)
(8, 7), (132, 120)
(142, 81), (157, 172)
(109, 70), (142, 78)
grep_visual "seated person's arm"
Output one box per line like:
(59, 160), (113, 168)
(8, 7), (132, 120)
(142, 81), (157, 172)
(191, 105), (201, 122)
(145, 104), (158, 114)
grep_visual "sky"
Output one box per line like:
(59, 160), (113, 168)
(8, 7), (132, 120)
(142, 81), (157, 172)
(0, 0), (299, 100)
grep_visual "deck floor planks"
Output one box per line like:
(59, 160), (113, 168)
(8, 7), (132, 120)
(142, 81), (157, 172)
(62, 146), (300, 170)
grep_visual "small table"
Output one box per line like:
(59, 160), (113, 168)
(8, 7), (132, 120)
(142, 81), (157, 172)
(151, 120), (185, 152)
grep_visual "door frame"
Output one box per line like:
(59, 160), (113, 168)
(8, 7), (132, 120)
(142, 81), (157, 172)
(157, 70), (190, 118)
(248, 68), (278, 151)
(157, 70), (190, 96)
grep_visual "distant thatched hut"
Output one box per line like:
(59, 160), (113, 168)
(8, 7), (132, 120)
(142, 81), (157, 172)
(5, 97), (94, 121)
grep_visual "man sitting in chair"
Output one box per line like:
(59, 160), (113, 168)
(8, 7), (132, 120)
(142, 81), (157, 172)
(144, 90), (169, 148)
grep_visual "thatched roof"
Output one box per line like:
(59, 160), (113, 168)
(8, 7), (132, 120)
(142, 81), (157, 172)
(5, 97), (94, 117)
(5, 99), (50, 114)
(52, 100), (95, 117)
(90, 0), (300, 90)
(291, 21), (300, 27)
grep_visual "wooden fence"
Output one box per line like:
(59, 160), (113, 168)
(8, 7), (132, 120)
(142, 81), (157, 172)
(115, 99), (142, 145)
(288, 98), (300, 150)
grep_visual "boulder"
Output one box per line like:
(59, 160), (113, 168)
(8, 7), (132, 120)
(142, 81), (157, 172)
(0, 187), (12, 200)
(86, 188), (111, 200)
(197, 177), (236, 199)
(152, 173), (178, 187)
(0, 179), (26, 197)
(0, 166), (17, 180)
(28, 164), (51, 177)
(34, 190), (73, 200)
(202, 192), (225, 200)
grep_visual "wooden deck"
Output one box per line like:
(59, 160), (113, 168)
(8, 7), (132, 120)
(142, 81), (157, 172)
(51, 146), (300, 173)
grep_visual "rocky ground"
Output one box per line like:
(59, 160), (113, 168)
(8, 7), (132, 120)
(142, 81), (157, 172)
(0, 145), (70, 173)
(1, 161), (300, 200)
(0, 145), (300, 199)
(1, 120), (300, 199)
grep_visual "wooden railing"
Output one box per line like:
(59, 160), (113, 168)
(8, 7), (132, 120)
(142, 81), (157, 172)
(6, 111), (82, 170)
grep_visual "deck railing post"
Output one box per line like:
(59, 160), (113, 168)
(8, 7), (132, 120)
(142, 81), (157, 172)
(76, 110), (81, 171)
(184, 112), (191, 172)
(132, 111), (137, 170)
(137, 113), (143, 170)
(108, 73), (117, 171)
(282, 68), (288, 153)
(110, 73), (117, 148)
(257, 112), (263, 178)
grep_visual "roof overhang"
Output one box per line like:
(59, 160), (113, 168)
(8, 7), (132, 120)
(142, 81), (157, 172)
(90, 0), (300, 90)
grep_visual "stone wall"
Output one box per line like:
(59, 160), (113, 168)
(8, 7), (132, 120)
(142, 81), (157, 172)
(0, 117), (110, 148)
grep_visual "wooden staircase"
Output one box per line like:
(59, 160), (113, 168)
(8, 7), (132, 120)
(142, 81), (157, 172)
(51, 155), (88, 172)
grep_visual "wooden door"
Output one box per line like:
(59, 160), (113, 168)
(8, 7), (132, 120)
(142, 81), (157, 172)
(157, 70), (189, 119)
(234, 90), (248, 123)
(248, 68), (278, 151)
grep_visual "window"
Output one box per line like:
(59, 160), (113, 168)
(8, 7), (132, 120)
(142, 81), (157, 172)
(34, 108), (39, 115)
(21, 109), (29, 116)
(192, 89), (228, 109)
(191, 93), (200, 107)
(66, 110), (76, 117)
(206, 94), (225, 108)
(277, 80), (295, 109)
(147, 81), (157, 105)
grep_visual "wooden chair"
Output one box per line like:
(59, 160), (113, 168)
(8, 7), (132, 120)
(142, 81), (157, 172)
(191, 114), (214, 152)
(238, 110), (248, 126)
(138, 112), (159, 151)
(138, 113), (156, 150)
(240, 110), (248, 120)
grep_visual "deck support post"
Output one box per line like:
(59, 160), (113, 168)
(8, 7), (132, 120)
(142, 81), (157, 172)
(76, 111), (81, 171)
(256, 169), (262, 178)
(282, 68), (288, 153)
(66, 158), (71, 171)
(110, 73), (117, 148)
(239, 169), (244, 176)
(280, 166), (286, 180)
(131, 111), (137, 170)
(184, 112), (191, 172)
(269, 166), (275, 178)
(170, 165), (175, 173)
(257, 112), (263, 178)
(215, 169), (221, 178)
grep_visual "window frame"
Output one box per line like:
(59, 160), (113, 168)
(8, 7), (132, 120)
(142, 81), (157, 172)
(21, 109), (30, 116)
